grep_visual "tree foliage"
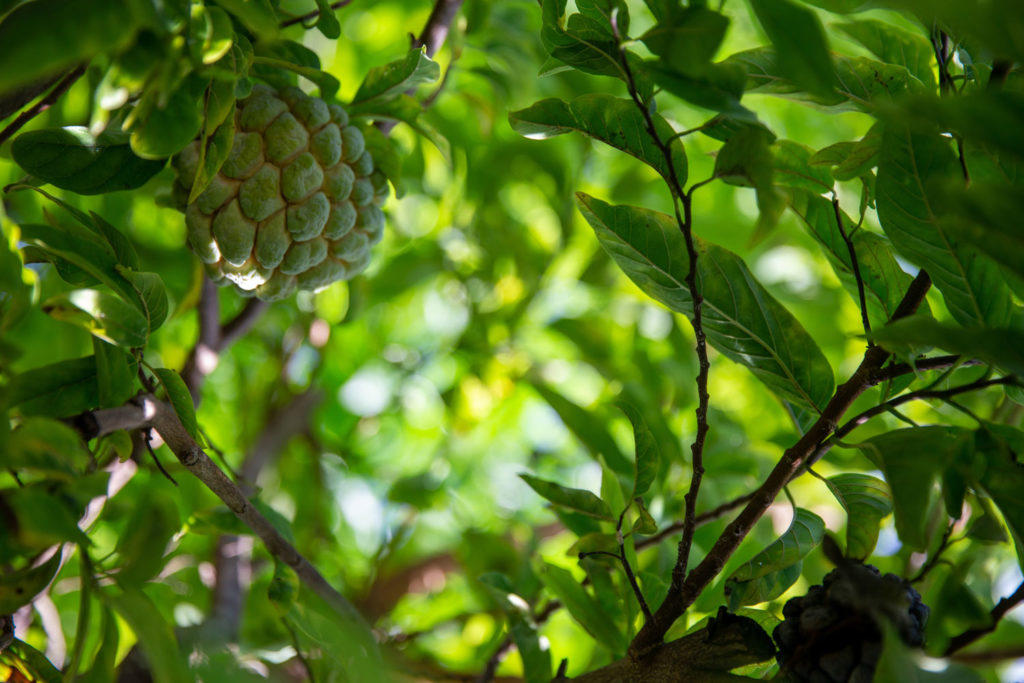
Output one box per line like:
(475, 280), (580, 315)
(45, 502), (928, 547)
(1, 0), (1023, 681)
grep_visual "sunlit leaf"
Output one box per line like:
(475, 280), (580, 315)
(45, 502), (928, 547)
(11, 128), (166, 195)
(824, 474), (892, 559)
(520, 474), (614, 520)
(351, 48), (440, 104)
(537, 562), (627, 653)
(725, 508), (824, 608)
(577, 193), (835, 411)
(510, 94), (687, 187)
(858, 427), (971, 550)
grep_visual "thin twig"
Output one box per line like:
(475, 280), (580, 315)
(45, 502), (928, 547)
(615, 507), (652, 620)
(283, 616), (318, 683)
(910, 522), (957, 583)
(279, 0), (354, 29)
(945, 581), (1024, 655)
(832, 196), (871, 340)
(611, 10), (710, 596)
(630, 270), (933, 655)
(476, 601), (560, 683)
(806, 374), (1017, 468)
(635, 492), (756, 551)
(0, 65), (86, 146)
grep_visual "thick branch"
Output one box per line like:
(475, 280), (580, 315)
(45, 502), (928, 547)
(83, 397), (375, 656)
(629, 270), (932, 655)
(414, 0), (464, 58)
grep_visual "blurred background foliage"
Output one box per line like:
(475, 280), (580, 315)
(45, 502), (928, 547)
(2, 0), (1022, 681)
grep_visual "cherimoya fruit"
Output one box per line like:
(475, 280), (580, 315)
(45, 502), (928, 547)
(174, 84), (389, 301)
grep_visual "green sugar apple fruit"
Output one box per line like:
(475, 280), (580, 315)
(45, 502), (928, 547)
(173, 84), (389, 301)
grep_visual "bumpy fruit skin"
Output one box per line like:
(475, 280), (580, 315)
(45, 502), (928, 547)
(773, 564), (929, 682)
(173, 84), (389, 301)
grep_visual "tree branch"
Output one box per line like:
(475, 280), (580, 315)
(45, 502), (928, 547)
(279, 0), (354, 29)
(945, 581), (1024, 655)
(181, 282), (269, 402)
(413, 0), (464, 58)
(611, 14), (711, 611)
(832, 197), (871, 340)
(629, 270), (932, 656)
(80, 396), (377, 658)
(0, 65), (86, 147)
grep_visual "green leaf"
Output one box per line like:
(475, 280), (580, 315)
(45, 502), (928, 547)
(542, 5), (625, 82)
(9, 356), (100, 417)
(789, 191), (923, 330)
(772, 140), (834, 193)
(537, 562), (627, 653)
(631, 497), (658, 535)
(747, 0), (838, 97)
(188, 97), (236, 204)
(858, 427), (970, 550)
(933, 181), (1024, 282)
(645, 59), (748, 113)
(2, 640), (62, 683)
(129, 86), (204, 160)
(77, 607), (119, 683)
(117, 268), (170, 332)
(115, 489), (182, 585)
(876, 127), (1013, 327)
(519, 474), (614, 520)
(0, 548), (62, 613)
(530, 381), (631, 474)
(105, 588), (193, 683)
(154, 368), (203, 444)
(44, 289), (149, 348)
(0, 0), (138, 96)
(640, 6), (729, 73)
(715, 126), (784, 229)
(20, 222), (140, 307)
(824, 474), (892, 559)
(974, 425), (1024, 567)
(836, 19), (935, 88)
(509, 612), (553, 683)
(725, 508), (824, 608)
(1, 485), (92, 550)
(576, 193), (835, 411)
(93, 338), (136, 408)
(313, 0), (341, 39)
(351, 48), (440, 105)
(509, 94), (687, 187)
(5, 417), (90, 478)
(211, 0), (279, 40)
(810, 122), (883, 181)
(870, 316), (1024, 377)
(616, 402), (659, 498)
(10, 127), (166, 195)
(730, 49), (925, 109)
(361, 125), (403, 197)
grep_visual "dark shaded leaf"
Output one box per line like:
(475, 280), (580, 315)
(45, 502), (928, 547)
(93, 338), (136, 408)
(115, 489), (181, 584)
(0, 548), (62, 613)
(9, 356), (99, 417)
(616, 402), (659, 497)
(748, 0), (838, 97)
(858, 427), (970, 550)
(876, 127), (1013, 327)
(11, 128), (166, 195)
(870, 315), (1024, 377)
